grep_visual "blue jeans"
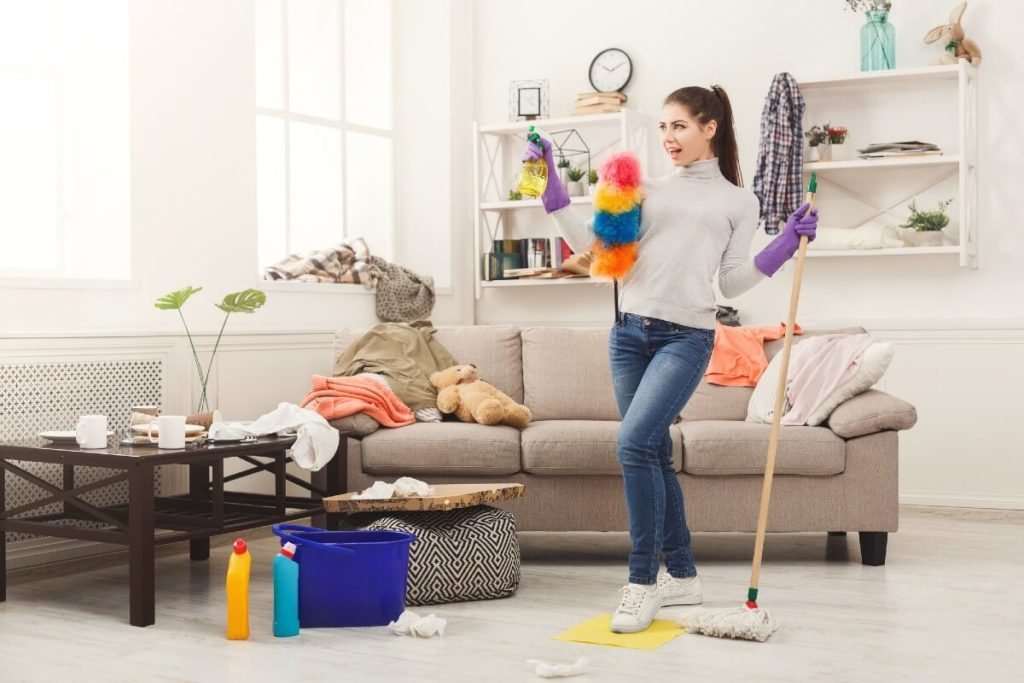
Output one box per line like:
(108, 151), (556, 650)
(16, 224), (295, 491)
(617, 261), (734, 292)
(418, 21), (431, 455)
(609, 312), (715, 585)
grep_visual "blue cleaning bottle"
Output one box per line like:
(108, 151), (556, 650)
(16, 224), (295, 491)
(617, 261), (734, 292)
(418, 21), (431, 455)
(273, 541), (300, 637)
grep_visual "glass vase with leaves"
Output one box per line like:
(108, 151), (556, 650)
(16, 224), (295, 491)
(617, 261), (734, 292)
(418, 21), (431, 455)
(155, 287), (267, 413)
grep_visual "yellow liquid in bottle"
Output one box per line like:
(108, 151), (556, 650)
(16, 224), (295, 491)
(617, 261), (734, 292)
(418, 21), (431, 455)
(517, 159), (548, 198)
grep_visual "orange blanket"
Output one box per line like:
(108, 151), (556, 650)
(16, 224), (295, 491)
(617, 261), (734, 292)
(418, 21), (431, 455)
(300, 375), (415, 428)
(704, 321), (804, 387)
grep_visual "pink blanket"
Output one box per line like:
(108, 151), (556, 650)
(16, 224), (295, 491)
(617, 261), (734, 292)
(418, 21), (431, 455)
(781, 333), (876, 426)
(300, 375), (415, 428)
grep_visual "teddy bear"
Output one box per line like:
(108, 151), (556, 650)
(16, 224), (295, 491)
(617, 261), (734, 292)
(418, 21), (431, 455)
(924, 2), (982, 66)
(428, 364), (532, 429)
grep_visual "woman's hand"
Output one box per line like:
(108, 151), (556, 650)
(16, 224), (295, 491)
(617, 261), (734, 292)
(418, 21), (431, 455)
(522, 136), (570, 213)
(753, 203), (818, 277)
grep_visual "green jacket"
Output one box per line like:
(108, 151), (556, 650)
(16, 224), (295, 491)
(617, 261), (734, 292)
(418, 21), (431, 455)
(332, 321), (457, 412)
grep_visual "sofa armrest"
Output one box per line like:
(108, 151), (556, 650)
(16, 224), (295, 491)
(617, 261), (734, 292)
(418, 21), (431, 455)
(329, 413), (380, 439)
(827, 389), (917, 439)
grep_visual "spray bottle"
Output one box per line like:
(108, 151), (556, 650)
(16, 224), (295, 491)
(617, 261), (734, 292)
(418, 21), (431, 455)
(273, 542), (300, 637)
(226, 538), (251, 640)
(516, 125), (548, 198)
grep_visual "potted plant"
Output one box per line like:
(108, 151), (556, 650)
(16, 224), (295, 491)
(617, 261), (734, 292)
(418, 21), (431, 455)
(899, 198), (954, 247)
(826, 125), (849, 161)
(587, 169), (599, 196)
(556, 155), (571, 187)
(804, 125), (827, 162)
(508, 189), (523, 201)
(566, 167), (586, 197)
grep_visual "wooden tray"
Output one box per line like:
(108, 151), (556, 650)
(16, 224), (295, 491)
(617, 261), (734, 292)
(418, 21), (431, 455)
(323, 483), (524, 514)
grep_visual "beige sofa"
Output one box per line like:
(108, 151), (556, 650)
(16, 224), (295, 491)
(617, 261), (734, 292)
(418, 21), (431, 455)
(323, 325), (918, 566)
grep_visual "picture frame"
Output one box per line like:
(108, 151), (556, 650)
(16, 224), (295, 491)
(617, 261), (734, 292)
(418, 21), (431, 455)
(509, 79), (549, 122)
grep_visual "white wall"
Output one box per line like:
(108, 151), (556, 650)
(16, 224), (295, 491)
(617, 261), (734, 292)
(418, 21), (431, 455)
(466, 0), (1024, 507)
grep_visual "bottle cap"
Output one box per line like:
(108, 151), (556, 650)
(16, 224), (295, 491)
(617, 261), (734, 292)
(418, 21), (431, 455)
(233, 538), (247, 554)
(280, 542), (297, 559)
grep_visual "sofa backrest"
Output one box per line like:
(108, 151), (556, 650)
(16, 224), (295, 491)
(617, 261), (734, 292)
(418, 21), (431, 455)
(332, 324), (871, 422)
(521, 327), (619, 421)
(332, 325), (524, 403)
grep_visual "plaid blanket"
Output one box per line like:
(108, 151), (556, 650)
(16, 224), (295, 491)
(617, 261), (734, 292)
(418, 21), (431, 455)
(753, 73), (805, 235)
(262, 237), (381, 287)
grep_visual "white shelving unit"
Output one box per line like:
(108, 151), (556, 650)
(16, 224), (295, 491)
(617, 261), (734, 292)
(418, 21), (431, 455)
(472, 108), (649, 298)
(797, 61), (978, 267)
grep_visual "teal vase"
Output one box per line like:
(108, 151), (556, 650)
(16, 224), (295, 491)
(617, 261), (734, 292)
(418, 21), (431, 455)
(860, 10), (895, 71)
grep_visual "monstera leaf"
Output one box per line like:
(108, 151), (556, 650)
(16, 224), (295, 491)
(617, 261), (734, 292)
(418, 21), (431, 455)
(154, 286), (202, 310)
(216, 289), (267, 314)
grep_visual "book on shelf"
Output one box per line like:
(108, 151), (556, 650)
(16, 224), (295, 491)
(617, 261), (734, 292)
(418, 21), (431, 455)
(575, 91), (627, 107)
(572, 103), (623, 116)
(858, 149), (945, 159)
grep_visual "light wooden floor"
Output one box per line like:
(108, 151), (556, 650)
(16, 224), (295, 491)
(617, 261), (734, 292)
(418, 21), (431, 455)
(1, 505), (1021, 683)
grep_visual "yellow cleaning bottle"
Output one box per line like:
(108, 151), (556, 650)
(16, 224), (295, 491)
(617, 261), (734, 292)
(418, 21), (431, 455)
(226, 538), (251, 640)
(516, 125), (548, 198)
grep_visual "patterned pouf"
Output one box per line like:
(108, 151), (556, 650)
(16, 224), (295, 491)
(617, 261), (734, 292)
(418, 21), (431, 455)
(358, 505), (520, 606)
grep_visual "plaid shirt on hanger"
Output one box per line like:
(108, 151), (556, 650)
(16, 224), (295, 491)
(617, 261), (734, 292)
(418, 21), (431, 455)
(753, 73), (805, 235)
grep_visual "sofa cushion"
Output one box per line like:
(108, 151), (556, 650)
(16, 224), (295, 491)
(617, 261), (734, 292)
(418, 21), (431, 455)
(359, 422), (521, 476)
(521, 327), (619, 421)
(681, 420), (845, 476)
(433, 326), (524, 403)
(681, 382), (753, 422)
(333, 325), (523, 402)
(521, 420), (682, 475)
(827, 389), (918, 438)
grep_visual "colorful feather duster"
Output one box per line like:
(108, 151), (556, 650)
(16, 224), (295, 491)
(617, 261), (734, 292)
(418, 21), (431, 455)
(591, 152), (643, 280)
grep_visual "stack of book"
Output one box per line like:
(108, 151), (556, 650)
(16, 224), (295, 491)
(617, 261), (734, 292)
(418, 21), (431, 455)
(572, 91), (626, 116)
(857, 141), (943, 159)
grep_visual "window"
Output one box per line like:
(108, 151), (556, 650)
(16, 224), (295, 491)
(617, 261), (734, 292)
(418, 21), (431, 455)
(0, 0), (131, 280)
(254, 0), (394, 271)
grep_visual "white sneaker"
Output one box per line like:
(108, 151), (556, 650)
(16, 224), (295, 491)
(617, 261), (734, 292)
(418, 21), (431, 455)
(610, 583), (662, 633)
(657, 572), (703, 606)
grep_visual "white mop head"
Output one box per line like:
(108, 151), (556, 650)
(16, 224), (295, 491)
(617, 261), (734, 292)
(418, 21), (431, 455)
(681, 606), (779, 642)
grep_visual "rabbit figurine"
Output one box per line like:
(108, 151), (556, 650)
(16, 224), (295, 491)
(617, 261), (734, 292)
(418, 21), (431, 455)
(924, 2), (982, 66)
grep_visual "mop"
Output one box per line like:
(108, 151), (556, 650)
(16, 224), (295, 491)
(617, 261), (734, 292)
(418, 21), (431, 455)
(681, 172), (817, 643)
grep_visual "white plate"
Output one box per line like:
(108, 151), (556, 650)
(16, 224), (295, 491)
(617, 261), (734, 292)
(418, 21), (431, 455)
(132, 423), (205, 436)
(39, 430), (113, 443)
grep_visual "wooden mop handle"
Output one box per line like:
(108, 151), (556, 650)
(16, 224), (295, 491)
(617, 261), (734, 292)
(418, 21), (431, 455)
(747, 186), (815, 604)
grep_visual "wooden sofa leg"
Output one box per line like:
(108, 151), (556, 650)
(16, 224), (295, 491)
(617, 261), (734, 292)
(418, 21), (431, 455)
(859, 531), (888, 566)
(827, 531), (847, 537)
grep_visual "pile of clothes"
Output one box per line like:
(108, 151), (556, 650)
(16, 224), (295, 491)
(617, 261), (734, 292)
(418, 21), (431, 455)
(299, 320), (459, 432)
(705, 321), (894, 427)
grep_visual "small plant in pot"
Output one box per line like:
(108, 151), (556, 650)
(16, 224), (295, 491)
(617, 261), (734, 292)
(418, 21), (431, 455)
(900, 198), (955, 247)
(556, 155), (571, 186)
(804, 125), (828, 161)
(587, 169), (599, 195)
(566, 166), (586, 197)
(826, 125), (849, 160)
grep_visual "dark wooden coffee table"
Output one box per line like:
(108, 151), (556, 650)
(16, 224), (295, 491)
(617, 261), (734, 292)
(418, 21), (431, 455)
(0, 435), (348, 626)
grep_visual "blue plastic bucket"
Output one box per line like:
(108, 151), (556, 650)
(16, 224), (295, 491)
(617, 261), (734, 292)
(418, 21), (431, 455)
(271, 524), (415, 627)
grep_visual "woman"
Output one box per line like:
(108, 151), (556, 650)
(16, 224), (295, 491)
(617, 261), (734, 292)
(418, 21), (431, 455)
(524, 85), (817, 633)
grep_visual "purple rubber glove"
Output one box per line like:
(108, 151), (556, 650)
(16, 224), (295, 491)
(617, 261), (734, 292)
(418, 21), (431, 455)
(522, 136), (570, 213)
(753, 202), (819, 277)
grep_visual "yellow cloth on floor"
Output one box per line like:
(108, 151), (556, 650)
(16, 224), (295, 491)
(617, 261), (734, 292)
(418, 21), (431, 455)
(553, 614), (685, 651)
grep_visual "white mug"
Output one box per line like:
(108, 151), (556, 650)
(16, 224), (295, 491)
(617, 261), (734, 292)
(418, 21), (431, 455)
(75, 415), (109, 449)
(148, 415), (186, 449)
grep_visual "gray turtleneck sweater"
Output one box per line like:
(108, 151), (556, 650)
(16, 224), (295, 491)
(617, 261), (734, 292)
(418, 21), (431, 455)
(551, 157), (765, 330)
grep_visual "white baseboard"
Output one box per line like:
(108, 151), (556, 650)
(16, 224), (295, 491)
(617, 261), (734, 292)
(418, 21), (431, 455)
(900, 491), (1024, 510)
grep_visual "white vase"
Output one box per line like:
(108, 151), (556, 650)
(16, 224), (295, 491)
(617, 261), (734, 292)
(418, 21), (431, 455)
(830, 142), (850, 161)
(807, 146), (821, 162)
(567, 181), (584, 197)
(900, 228), (945, 247)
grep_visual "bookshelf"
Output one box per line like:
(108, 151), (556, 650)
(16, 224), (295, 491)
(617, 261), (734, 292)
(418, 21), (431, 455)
(797, 61), (978, 267)
(472, 108), (649, 298)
